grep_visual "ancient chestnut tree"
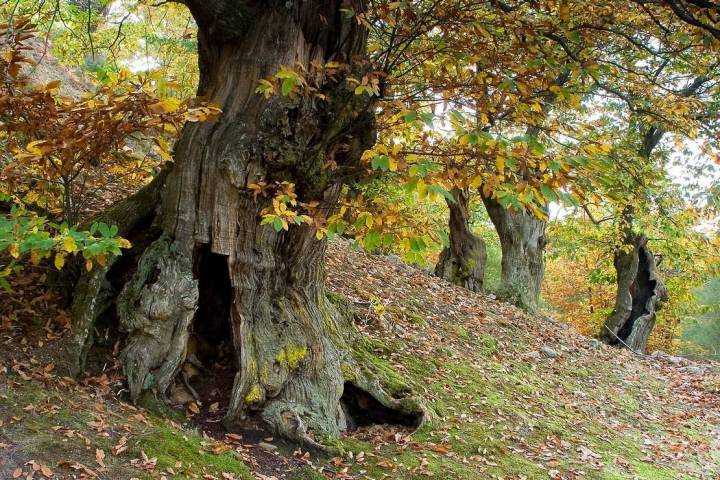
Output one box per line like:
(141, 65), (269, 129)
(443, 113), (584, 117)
(64, 1), (424, 445)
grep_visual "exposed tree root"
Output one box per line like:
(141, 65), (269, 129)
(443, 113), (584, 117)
(62, 170), (167, 375)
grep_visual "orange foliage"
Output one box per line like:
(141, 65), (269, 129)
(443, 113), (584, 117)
(543, 254), (614, 338)
(0, 17), (219, 224)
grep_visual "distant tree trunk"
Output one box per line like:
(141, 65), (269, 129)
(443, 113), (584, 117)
(63, 1), (423, 445)
(472, 72), (567, 310)
(435, 188), (486, 292)
(482, 195), (546, 311)
(599, 207), (668, 353)
(599, 77), (706, 352)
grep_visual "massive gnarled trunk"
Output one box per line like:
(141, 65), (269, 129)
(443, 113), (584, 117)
(435, 188), (486, 292)
(64, 1), (423, 445)
(599, 213), (668, 353)
(482, 195), (546, 311)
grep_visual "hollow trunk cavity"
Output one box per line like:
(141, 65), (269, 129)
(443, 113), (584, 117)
(600, 232), (667, 353)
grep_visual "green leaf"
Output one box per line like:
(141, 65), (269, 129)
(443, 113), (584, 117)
(371, 155), (390, 171)
(281, 78), (295, 96)
(540, 185), (558, 202)
(420, 111), (434, 128)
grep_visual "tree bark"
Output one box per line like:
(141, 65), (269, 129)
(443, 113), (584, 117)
(434, 188), (486, 292)
(482, 195), (546, 311)
(599, 209), (668, 353)
(65, 1), (424, 445)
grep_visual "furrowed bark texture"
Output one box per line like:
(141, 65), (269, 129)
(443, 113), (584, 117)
(434, 188), (486, 292)
(68, 0), (424, 444)
(482, 195), (546, 311)
(600, 231), (668, 353)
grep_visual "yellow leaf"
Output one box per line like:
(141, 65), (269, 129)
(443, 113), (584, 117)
(119, 238), (132, 249)
(26, 140), (48, 155)
(149, 97), (181, 114)
(54, 253), (65, 270)
(496, 156), (505, 173)
(361, 149), (375, 161)
(44, 80), (61, 91)
(416, 180), (427, 199)
(388, 157), (398, 172)
(469, 175), (483, 189)
(63, 236), (77, 253)
(85, 259), (93, 271)
(30, 249), (40, 265)
(9, 243), (19, 259)
(559, 1), (570, 21)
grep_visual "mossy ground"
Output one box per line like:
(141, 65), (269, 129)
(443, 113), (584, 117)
(0, 376), (253, 479)
(326, 239), (720, 479)
(0, 240), (718, 479)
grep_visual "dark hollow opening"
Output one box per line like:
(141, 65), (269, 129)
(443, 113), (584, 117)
(617, 247), (655, 341)
(340, 382), (422, 431)
(174, 246), (235, 417)
(193, 246), (233, 366)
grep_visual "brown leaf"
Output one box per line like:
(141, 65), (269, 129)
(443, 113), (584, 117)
(429, 444), (449, 454)
(112, 436), (128, 456)
(96, 448), (106, 468)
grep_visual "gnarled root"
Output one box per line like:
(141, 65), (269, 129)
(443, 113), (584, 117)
(117, 237), (198, 402)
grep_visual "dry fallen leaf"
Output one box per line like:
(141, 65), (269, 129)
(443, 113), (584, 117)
(96, 448), (106, 468)
(112, 436), (128, 455)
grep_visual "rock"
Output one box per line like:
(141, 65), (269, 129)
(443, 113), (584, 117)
(386, 254), (402, 264)
(258, 441), (278, 452)
(589, 339), (603, 349)
(679, 365), (706, 375)
(168, 383), (195, 405)
(651, 350), (685, 365)
(541, 346), (560, 359)
(487, 294), (497, 300)
(523, 351), (542, 360)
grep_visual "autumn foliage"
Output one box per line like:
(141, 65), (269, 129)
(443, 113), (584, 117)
(0, 17), (218, 285)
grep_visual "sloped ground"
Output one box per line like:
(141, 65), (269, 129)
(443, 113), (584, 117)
(0, 239), (718, 479)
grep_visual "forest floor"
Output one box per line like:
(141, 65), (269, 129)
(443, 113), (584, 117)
(0, 238), (719, 479)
